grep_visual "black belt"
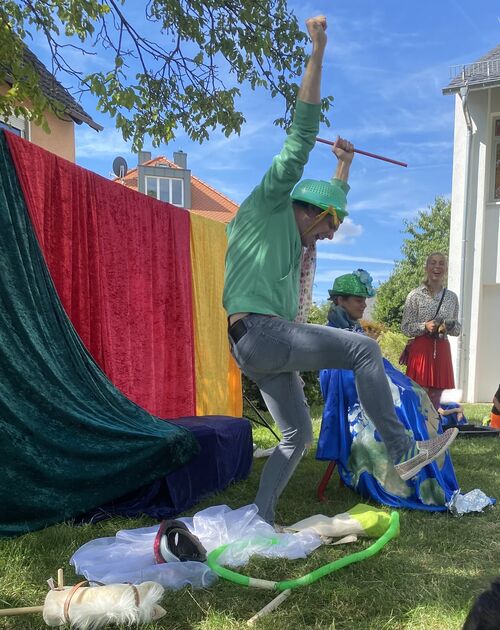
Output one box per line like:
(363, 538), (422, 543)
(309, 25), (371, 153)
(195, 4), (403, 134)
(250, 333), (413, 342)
(228, 317), (248, 343)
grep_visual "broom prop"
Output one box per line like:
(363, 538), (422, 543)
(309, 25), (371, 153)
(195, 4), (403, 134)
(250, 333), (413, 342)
(316, 137), (408, 168)
(0, 568), (166, 628)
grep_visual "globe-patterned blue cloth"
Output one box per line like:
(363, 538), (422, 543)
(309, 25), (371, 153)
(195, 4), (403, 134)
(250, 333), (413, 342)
(317, 324), (460, 511)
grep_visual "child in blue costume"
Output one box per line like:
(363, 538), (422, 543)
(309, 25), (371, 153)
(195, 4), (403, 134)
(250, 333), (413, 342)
(438, 402), (467, 429)
(317, 270), (460, 511)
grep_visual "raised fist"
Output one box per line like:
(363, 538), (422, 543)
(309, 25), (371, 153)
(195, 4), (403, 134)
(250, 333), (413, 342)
(306, 15), (327, 48)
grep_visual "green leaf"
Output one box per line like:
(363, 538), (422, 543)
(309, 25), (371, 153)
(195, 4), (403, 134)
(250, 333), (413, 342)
(0, 0), (332, 145)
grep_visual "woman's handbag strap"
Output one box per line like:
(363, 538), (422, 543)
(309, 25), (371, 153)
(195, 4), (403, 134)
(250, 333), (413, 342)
(434, 288), (446, 319)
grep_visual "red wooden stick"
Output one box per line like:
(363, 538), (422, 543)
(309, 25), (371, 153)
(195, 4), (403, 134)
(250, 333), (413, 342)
(316, 137), (408, 168)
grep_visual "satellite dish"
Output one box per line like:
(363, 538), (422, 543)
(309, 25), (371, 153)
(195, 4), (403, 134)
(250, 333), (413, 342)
(112, 156), (128, 178)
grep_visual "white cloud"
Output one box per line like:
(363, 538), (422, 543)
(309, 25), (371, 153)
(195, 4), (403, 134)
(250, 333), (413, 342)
(347, 188), (414, 217)
(379, 193), (451, 222)
(76, 127), (132, 159)
(338, 107), (453, 143)
(184, 118), (275, 168)
(316, 252), (395, 264)
(313, 217), (363, 245)
(314, 267), (393, 283)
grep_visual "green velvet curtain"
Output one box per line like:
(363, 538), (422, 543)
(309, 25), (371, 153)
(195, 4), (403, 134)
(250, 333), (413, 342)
(0, 133), (199, 537)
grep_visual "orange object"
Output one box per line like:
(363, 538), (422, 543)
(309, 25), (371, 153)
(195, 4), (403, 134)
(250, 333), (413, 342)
(490, 412), (500, 429)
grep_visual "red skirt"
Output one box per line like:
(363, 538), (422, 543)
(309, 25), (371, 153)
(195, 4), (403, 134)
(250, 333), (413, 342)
(406, 335), (455, 389)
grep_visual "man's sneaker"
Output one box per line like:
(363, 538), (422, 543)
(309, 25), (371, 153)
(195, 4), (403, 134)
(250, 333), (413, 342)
(394, 428), (459, 481)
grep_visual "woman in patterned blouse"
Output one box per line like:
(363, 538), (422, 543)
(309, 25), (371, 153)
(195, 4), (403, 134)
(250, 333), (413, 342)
(401, 252), (461, 410)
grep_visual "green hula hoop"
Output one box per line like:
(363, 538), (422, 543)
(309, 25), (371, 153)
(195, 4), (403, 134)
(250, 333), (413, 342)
(206, 511), (400, 591)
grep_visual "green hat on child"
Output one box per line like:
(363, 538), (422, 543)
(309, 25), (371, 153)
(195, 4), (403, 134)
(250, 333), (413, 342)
(291, 179), (349, 221)
(328, 269), (375, 299)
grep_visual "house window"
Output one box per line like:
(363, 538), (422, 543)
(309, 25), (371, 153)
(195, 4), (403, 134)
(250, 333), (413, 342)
(0, 114), (28, 138)
(145, 176), (184, 206)
(495, 118), (500, 200)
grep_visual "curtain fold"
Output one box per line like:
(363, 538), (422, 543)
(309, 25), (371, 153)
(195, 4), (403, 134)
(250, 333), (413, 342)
(0, 131), (199, 536)
(189, 213), (242, 417)
(6, 132), (195, 418)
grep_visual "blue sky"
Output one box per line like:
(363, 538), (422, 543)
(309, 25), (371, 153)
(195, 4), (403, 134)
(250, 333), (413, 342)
(30, 1), (500, 303)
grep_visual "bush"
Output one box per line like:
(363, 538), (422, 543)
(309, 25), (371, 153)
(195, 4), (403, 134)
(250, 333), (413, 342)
(307, 302), (329, 325)
(360, 319), (386, 339)
(300, 370), (323, 405)
(378, 330), (408, 372)
(242, 373), (266, 411)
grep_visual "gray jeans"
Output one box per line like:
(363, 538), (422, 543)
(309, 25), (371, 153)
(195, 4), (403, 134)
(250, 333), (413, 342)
(229, 314), (412, 525)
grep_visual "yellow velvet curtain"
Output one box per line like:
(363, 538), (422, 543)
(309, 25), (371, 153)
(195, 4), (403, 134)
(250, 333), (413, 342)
(189, 213), (242, 417)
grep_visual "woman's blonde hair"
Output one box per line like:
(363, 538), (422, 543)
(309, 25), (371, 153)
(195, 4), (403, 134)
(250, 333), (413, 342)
(423, 251), (448, 286)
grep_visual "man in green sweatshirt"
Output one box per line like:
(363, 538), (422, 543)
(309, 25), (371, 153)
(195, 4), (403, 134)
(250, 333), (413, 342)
(223, 15), (458, 526)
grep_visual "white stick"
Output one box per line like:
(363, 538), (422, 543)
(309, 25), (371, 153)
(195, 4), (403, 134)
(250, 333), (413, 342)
(57, 568), (64, 589)
(246, 589), (292, 625)
(0, 606), (44, 616)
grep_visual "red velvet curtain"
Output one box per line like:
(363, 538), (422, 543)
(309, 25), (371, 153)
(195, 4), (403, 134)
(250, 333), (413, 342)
(7, 133), (195, 418)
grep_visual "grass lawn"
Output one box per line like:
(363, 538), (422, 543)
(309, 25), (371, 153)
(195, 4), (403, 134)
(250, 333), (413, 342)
(0, 404), (498, 629)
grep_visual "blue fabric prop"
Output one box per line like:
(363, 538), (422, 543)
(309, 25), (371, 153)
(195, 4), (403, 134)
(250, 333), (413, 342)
(317, 323), (460, 512)
(439, 403), (468, 429)
(82, 416), (253, 522)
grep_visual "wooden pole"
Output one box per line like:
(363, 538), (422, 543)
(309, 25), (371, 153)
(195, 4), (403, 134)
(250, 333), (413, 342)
(316, 137), (408, 168)
(0, 605), (44, 616)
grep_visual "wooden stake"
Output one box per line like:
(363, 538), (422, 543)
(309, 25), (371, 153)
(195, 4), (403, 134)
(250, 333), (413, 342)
(247, 589), (292, 625)
(0, 606), (44, 616)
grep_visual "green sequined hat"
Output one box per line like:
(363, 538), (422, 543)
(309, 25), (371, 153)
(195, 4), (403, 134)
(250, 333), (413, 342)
(328, 269), (375, 299)
(291, 179), (348, 221)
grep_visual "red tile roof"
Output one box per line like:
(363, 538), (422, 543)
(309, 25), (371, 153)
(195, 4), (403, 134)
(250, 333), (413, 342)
(116, 156), (238, 224)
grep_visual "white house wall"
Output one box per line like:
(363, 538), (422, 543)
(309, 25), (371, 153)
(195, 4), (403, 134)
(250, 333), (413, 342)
(448, 94), (466, 385)
(478, 285), (500, 401)
(449, 87), (500, 402)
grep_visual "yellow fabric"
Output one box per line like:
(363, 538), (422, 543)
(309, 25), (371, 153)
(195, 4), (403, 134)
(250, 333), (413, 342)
(190, 213), (242, 417)
(347, 504), (395, 537)
(288, 503), (396, 539)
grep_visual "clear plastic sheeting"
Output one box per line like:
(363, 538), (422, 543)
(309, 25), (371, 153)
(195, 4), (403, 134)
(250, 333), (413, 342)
(71, 505), (322, 589)
(70, 526), (215, 590)
(446, 489), (495, 516)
